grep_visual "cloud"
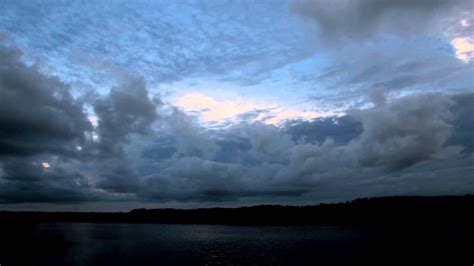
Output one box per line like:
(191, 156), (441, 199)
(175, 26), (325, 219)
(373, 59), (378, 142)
(347, 93), (455, 170)
(0, 1), (311, 87)
(157, 107), (221, 159)
(446, 92), (474, 152)
(297, 36), (473, 107)
(284, 115), (363, 145)
(0, 156), (102, 203)
(0, 40), (98, 202)
(291, 0), (471, 43)
(0, 40), (160, 202)
(282, 0), (474, 114)
(126, 92), (473, 203)
(83, 78), (161, 194)
(93, 78), (158, 156)
(0, 38), (473, 207)
(0, 41), (92, 157)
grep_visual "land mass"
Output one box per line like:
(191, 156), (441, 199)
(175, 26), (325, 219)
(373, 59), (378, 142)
(1, 195), (473, 226)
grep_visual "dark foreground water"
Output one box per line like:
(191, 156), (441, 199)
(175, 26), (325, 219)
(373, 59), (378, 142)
(0, 223), (470, 265)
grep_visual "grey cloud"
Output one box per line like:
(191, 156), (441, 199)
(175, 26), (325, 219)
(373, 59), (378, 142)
(93, 78), (158, 156)
(214, 137), (252, 164)
(140, 156), (248, 201)
(158, 107), (221, 159)
(0, 156), (100, 203)
(87, 78), (160, 194)
(285, 115), (363, 145)
(291, 0), (471, 43)
(289, 0), (472, 110)
(1, 37), (473, 205)
(0, 41), (92, 157)
(93, 160), (141, 194)
(273, 93), (469, 199)
(0, 41), (160, 202)
(291, 93), (455, 176)
(133, 92), (473, 202)
(348, 93), (455, 170)
(300, 37), (473, 107)
(231, 123), (295, 164)
(446, 92), (474, 152)
(0, 41), (102, 202)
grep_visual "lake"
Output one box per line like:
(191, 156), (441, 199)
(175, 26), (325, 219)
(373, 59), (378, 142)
(0, 222), (469, 265)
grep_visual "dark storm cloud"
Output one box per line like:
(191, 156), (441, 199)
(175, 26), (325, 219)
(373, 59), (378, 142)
(0, 41), (92, 157)
(85, 77), (160, 194)
(0, 41), (98, 202)
(0, 157), (99, 203)
(0, 40), (160, 202)
(291, 0), (471, 43)
(93, 78), (158, 156)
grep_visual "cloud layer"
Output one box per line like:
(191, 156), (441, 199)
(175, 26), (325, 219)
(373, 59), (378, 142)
(0, 1), (473, 210)
(1, 39), (473, 208)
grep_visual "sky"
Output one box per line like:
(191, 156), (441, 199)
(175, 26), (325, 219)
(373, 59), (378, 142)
(0, 0), (473, 211)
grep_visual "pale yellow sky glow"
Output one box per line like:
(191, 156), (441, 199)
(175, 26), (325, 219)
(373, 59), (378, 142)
(451, 37), (474, 63)
(41, 162), (50, 168)
(175, 92), (334, 126)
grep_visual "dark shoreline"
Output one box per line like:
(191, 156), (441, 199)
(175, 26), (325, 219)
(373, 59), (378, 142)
(2, 195), (473, 226)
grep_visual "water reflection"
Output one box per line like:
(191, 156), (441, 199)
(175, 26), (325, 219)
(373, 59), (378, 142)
(1, 223), (375, 265)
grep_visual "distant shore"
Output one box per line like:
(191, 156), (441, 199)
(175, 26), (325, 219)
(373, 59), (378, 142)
(1, 195), (473, 226)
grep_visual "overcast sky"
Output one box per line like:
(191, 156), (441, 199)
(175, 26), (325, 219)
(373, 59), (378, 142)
(0, 0), (473, 211)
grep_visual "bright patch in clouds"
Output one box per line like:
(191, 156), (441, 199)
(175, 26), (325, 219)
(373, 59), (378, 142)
(460, 19), (471, 27)
(451, 37), (474, 63)
(175, 93), (333, 126)
(88, 115), (99, 128)
(41, 162), (50, 169)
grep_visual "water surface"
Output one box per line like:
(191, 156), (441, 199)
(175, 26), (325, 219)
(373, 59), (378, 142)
(0, 222), (467, 265)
